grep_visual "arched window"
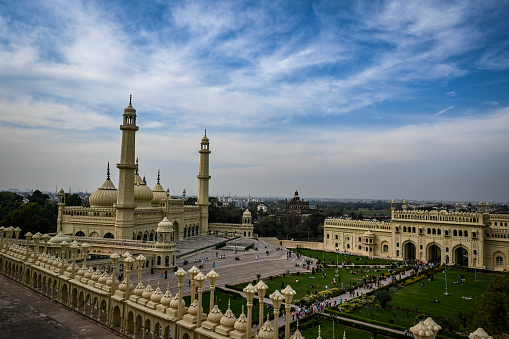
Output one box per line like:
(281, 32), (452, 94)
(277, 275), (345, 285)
(472, 232), (477, 238)
(432, 229), (436, 235)
(453, 230), (457, 236)
(459, 230), (463, 237)
(347, 244), (350, 249)
(427, 228), (431, 234)
(335, 235), (338, 239)
(335, 243), (338, 247)
(403, 226), (407, 232)
(437, 229), (441, 235)
(412, 227), (416, 233)
(383, 244), (389, 253)
(464, 230), (468, 237)
(104, 232), (114, 239)
(496, 256), (503, 266)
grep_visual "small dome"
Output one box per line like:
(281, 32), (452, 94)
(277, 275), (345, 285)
(152, 171), (167, 207)
(188, 300), (199, 315)
(170, 295), (185, 310)
(134, 173), (153, 208)
(234, 306), (248, 332)
(219, 301), (236, 329)
(207, 305), (223, 323)
(91, 270), (101, 281)
(84, 267), (94, 279)
(142, 284), (154, 300)
(258, 317), (274, 339)
(242, 209), (252, 217)
(157, 217), (174, 233)
(98, 273), (108, 284)
(150, 286), (163, 303)
(89, 163), (118, 207)
(160, 286), (173, 306)
(49, 231), (72, 244)
(134, 282), (145, 296)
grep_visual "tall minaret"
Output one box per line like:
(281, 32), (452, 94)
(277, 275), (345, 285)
(114, 96), (138, 239)
(196, 130), (211, 235)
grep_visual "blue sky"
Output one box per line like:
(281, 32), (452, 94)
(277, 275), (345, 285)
(1, 0), (508, 202)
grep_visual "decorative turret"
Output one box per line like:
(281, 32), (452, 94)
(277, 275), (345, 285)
(242, 209), (252, 225)
(57, 188), (66, 232)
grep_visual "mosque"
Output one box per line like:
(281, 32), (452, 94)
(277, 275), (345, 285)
(56, 97), (253, 244)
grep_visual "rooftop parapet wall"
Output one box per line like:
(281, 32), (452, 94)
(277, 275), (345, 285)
(392, 210), (489, 225)
(324, 218), (392, 231)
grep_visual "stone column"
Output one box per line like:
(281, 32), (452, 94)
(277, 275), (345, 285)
(24, 232), (32, 261)
(70, 241), (79, 279)
(188, 266), (199, 303)
(269, 290), (283, 339)
(33, 234), (40, 260)
(255, 280), (268, 330)
(195, 272), (206, 327)
(244, 283), (256, 339)
(175, 268), (186, 320)
(82, 243), (90, 267)
(282, 285), (296, 339)
(42, 234), (51, 255)
(206, 269), (218, 312)
(14, 227), (21, 245)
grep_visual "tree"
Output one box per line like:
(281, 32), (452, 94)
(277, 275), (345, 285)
(1, 202), (57, 235)
(65, 193), (82, 206)
(472, 276), (509, 334)
(28, 190), (50, 205)
(374, 290), (392, 308)
(0, 191), (24, 220)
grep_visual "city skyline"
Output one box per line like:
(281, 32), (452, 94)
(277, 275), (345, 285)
(1, 1), (509, 202)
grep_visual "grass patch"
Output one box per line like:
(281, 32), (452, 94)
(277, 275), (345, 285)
(299, 316), (393, 339)
(295, 248), (399, 266)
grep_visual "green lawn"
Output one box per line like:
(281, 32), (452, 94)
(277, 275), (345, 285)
(348, 269), (496, 331)
(233, 265), (395, 302)
(389, 269), (492, 319)
(300, 317), (392, 339)
(295, 248), (398, 266)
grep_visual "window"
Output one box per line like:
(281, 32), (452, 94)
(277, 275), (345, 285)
(327, 234), (330, 239)
(358, 245), (361, 249)
(335, 243), (338, 247)
(397, 242), (400, 247)
(464, 230), (468, 237)
(446, 247), (449, 252)
(335, 235), (338, 239)
(496, 256), (503, 266)
(383, 244), (389, 252)
(437, 229), (441, 235)
(347, 244), (350, 249)
(427, 228), (431, 234)
(358, 237), (361, 242)
(453, 230), (457, 236)
(412, 227), (416, 233)
(403, 226), (407, 232)
(472, 232), (477, 238)
(445, 230), (449, 236)
(459, 230), (463, 237)
(420, 245), (423, 250)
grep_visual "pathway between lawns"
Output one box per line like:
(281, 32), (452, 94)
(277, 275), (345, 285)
(219, 265), (417, 336)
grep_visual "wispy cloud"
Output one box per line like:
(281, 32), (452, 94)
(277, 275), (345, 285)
(435, 106), (454, 116)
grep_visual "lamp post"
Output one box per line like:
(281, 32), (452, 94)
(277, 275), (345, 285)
(42, 234), (51, 255)
(243, 283), (256, 339)
(206, 270), (218, 312)
(110, 252), (120, 293)
(32, 234), (40, 260)
(282, 285), (296, 339)
(124, 255), (134, 299)
(188, 266), (200, 303)
(135, 254), (146, 285)
(14, 227), (21, 245)
(24, 232), (32, 261)
(336, 248), (340, 271)
(175, 267), (186, 320)
(70, 241), (79, 279)
(60, 241), (69, 275)
(255, 280), (268, 330)
(444, 255), (449, 296)
(269, 290), (283, 339)
(81, 243), (90, 267)
(195, 272), (206, 328)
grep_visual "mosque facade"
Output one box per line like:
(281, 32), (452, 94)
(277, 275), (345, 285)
(57, 98), (252, 243)
(323, 200), (509, 271)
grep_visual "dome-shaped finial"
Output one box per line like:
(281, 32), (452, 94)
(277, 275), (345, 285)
(157, 170), (160, 184)
(107, 162), (111, 180)
(129, 94), (132, 106)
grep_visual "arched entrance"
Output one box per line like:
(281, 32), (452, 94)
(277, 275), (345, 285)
(427, 244), (441, 263)
(454, 246), (469, 266)
(403, 242), (416, 260)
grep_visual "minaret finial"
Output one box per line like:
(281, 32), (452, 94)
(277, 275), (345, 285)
(143, 176), (146, 185)
(157, 170), (160, 184)
(204, 129), (207, 137)
(129, 94), (132, 106)
(107, 162), (111, 180)
(136, 157), (139, 174)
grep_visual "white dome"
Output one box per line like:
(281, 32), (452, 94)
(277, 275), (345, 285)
(89, 178), (118, 207)
(134, 173), (153, 208)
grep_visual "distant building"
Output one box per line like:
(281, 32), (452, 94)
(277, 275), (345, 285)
(285, 190), (317, 217)
(324, 200), (509, 271)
